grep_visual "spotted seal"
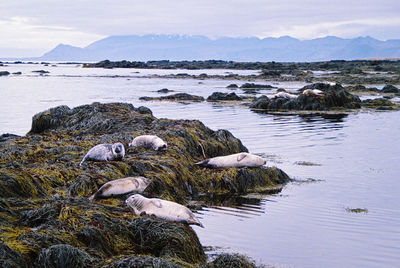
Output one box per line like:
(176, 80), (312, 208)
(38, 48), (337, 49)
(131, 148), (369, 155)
(128, 135), (167, 151)
(302, 89), (324, 97)
(195, 152), (266, 168)
(125, 194), (204, 227)
(79, 142), (125, 166)
(89, 176), (151, 201)
(273, 92), (297, 99)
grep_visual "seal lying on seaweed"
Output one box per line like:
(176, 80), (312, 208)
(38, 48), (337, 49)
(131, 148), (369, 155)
(79, 142), (125, 166)
(126, 194), (204, 228)
(195, 152), (266, 168)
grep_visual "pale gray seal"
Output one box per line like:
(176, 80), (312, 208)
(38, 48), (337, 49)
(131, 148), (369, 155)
(79, 142), (125, 166)
(195, 152), (266, 168)
(125, 194), (204, 228)
(273, 92), (297, 99)
(89, 176), (151, 201)
(302, 89), (324, 97)
(128, 135), (167, 151)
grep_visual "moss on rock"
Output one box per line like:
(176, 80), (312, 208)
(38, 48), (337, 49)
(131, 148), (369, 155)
(0, 102), (291, 266)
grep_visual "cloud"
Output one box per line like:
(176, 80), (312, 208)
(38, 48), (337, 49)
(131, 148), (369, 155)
(0, 0), (399, 57)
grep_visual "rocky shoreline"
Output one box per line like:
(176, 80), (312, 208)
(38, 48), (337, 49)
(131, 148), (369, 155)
(0, 102), (290, 267)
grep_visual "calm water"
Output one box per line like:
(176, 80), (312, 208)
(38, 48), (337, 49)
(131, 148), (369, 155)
(1, 64), (400, 267)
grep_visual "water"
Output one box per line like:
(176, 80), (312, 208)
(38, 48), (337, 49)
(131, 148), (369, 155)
(1, 63), (400, 267)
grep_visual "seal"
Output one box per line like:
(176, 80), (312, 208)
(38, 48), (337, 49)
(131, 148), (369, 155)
(128, 135), (167, 151)
(125, 194), (204, 228)
(89, 176), (151, 201)
(302, 89), (324, 97)
(273, 92), (297, 99)
(195, 152), (266, 168)
(79, 142), (125, 166)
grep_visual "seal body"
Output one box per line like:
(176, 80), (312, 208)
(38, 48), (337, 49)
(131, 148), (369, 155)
(89, 176), (151, 201)
(302, 89), (324, 97)
(79, 142), (125, 166)
(125, 194), (204, 227)
(129, 135), (167, 151)
(195, 152), (266, 168)
(273, 92), (297, 99)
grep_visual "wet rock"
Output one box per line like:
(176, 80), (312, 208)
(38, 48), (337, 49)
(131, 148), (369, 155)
(251, 83), (361, 111)
(207, 253), (256, 268)
(0, 102), (290, 266)
(12, 72), (22, 75)
(240, 83), (274, 89)
(0, 71), (10, 76)
(32, 70), (50, 74)
(227, 83), (238, 89)
(381, 85), (399, 93)
(157, 88), (173, 93)
(20, 205), (59, 227)
(128, 217), (206, 264)
(0, 242), (28, 268)
(34, 244), (92, 268)
(362, 98), (395, 110)
(207, 92), (243, 101)
(139, 93), (204, 102)
(108, 256), (180, 268)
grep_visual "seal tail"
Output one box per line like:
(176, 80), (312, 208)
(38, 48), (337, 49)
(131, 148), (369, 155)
(88, 194), (96, 201)
(79, 155), (87, 167)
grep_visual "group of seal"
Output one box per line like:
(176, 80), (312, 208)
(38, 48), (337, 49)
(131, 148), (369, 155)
(79, 133), (266, 228)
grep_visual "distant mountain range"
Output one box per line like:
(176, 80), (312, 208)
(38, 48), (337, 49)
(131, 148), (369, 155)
(37, 35), (400, 62)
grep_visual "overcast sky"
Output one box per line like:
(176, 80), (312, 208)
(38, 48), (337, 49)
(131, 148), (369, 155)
(1, 0), (400, 57)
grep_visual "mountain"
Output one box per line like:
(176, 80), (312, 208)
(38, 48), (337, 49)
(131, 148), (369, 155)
(38, 35), (400, 62)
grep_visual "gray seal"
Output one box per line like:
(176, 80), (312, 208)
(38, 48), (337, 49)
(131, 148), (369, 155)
(195, 152), (266, 168)
(125, 194), (204, 228)
(89, 176), (151, 201)
(128, 135), (167, 151)
(79, 142), (125, 166)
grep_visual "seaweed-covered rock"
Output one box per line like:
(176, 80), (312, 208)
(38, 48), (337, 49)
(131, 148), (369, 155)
(0, 102), (290, 266)
(140, 93), (204, 102)
(381, 85), (399, 93)
(250, 83), (361, 111)
(362, 98), (396, 110)
(34, 244), (92, 268)
(128, 217), (206, 263)
(0, 242), (28, 268)
(227, 84), (238, 89)
(0, 71), (10, 76)
(108, 256), (180, 268)
(207, 92), (242, 101)
(157, 88), (173, 93)
(207, 253), (257, 268)
(240, 83), (273, 89)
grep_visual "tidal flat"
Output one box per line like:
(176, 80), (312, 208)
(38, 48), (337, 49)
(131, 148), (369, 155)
(0, 60), (400, 267)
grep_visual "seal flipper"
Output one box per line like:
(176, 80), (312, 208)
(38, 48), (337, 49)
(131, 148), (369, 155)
(151, 199), (162, 208)
(237, 153), (247, 162)
(195, 159), (212, 168)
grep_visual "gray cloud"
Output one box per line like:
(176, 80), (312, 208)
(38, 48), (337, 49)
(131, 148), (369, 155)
(1, 0), (399, 57)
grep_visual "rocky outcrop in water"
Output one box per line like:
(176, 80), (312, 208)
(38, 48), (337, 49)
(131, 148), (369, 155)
(250, 83), (361, 111)
(207, 92), (243, 101)
(381, 85), (399, 93)
(0, 102), (290, 266)
(139, 93), (205, 102)
(0, 71), (10, 76)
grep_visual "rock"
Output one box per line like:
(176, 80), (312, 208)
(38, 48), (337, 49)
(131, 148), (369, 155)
(251, 83), (361, 111)
(157, 88), (173, 93)
(32, 70), (50, 74)
(0, 242), (28, 268)
(0, 71), (10, 76)
(227, 84), (239, 89)
(240, 83), (274, 89)
(139, 93), (205, 102)
(207, 92), (243, 101)
(381, 85), (399, 93)
(362, 98), (395, 109)
(12, 72), (22, 75)
(34, 244), (92, 268)
(108, 256), (180, 268)
(0, 102), (291, 266)
(207, 253), (256, 268)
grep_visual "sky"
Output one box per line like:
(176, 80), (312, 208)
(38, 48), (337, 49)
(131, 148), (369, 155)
(1, 0), (400, 57)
